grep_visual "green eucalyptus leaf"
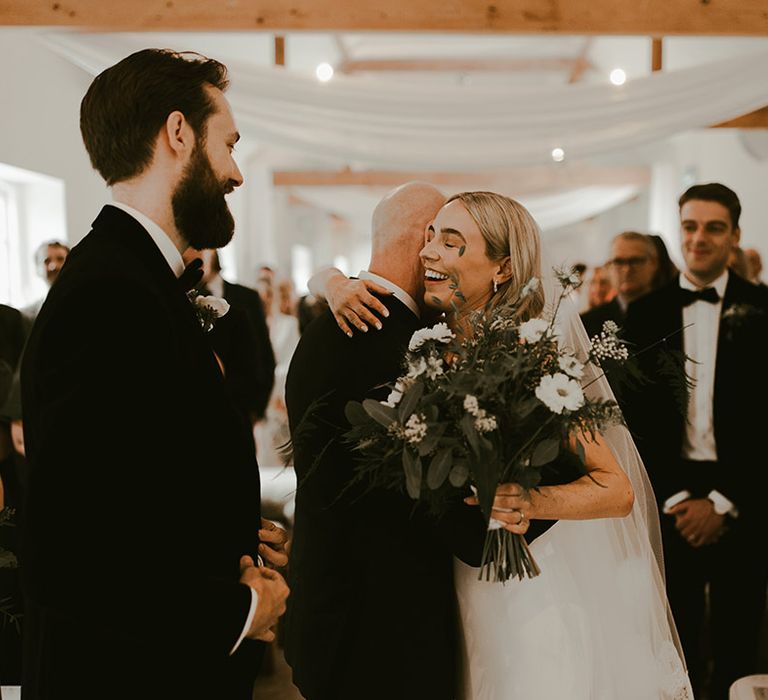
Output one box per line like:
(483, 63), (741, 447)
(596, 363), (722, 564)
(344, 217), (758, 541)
(362, 398), (398, 428)
(403, 448), (423, 499)
(345, 400), (370, 426)
(531, 438), (560, 467)
(398, 381), (424, 422)
(449, 461), (469, 487)
(417, 422), (447, 456)
(426, 447), (453, 489)
(574, 438), (586, 465)
(431, 295), (443, 307)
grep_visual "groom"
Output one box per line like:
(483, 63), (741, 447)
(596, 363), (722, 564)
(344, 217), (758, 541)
(20, 49), (289, 699)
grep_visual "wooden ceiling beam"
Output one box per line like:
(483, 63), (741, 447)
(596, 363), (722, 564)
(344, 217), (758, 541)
(712, 106), (768, 129)
(2, 0), (768, 34)
(273, 166), (652, 193)
(339, 56), (589, 73)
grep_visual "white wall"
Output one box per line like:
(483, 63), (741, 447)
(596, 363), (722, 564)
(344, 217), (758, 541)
(0, 30), (108, 244)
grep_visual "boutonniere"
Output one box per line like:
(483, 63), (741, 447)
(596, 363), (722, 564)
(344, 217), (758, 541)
(186, 290), (230, 332)
(722, 302), (763, 340)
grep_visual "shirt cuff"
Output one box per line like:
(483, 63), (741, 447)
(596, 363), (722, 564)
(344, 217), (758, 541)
(662, 490), (691, 514)
(707, 490), (739, 518)
(229, 587), (259, 656)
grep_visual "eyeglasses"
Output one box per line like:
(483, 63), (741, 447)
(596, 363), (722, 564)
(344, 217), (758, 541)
(608, 256), (649, 269)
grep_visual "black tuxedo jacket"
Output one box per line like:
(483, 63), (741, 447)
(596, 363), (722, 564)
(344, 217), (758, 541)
(20, 206), (263, 699)
(220, 280), (275, 419)
(621, 272), (768, 528)
(284, 296), (486, 700)
(580, 297), (624, 339)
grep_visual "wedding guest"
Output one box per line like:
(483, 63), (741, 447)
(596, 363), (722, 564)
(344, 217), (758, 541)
(585, 264), (615, 310)
(254, 275), (299, 467)
(0, 302), (25, 685)
(622, 182), (768, 700)
(649, 234), (679, 289)
(21, 240), (70, 325)
(277, 277), (297, 317)
(188, 248), (276, 423)
(297, 294), (329, 334)
(744, 247), (765, 286)
(580, 231), (658, 338)
(728, 245), (750, 280)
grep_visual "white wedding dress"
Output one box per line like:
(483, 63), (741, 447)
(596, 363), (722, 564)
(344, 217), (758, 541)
(455, 516), (692, 699)
(454, 285), (693, 700)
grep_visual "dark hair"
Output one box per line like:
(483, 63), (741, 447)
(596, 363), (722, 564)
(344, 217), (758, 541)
(678, 182), (741, 229)
(80, 49), (229, 186)
(648, 234), (679, 289)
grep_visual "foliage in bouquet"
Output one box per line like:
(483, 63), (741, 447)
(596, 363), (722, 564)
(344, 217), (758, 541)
(344, 270), (628, 580)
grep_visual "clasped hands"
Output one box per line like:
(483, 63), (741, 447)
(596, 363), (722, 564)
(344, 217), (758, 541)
(465, 483), (531, 535)
(667, 498), (726, 548)
(239, 518), (291, 642)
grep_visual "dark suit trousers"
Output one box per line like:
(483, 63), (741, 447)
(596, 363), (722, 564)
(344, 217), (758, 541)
(662, 483), (767, 700)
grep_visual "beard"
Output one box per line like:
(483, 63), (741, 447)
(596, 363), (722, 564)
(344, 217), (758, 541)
(172, 142), (235, 250)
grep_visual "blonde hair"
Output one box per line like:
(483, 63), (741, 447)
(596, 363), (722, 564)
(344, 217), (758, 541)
(446, 191), (545, 320)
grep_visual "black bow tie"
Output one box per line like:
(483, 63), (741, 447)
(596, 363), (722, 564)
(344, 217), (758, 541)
(178, 258), (204, 292)
(679, 286), (720, 307)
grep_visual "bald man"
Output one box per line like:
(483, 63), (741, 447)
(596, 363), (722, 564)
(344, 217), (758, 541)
(284, 183), (485, 700)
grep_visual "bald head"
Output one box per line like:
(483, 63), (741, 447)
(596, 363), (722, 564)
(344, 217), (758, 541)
(368, 182), (445, 297)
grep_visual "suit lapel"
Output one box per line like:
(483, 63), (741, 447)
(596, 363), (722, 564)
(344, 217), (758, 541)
(91, 205), (223, 382)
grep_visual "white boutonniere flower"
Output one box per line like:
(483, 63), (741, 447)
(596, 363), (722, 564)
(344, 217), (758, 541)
(187, 291), (230, 332)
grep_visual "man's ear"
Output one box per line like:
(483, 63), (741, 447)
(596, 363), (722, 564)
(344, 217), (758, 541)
(163, 110), (194, 158)
(733, 227), (741, 246)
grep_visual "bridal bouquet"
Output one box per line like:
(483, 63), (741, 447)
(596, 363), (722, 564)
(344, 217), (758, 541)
(344, 270), (629, 583)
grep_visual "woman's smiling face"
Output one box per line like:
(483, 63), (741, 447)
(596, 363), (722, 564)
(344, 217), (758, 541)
(419, 199), (501, 314)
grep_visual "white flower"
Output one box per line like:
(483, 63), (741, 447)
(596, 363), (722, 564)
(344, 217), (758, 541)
(404, 413), (428, 444)
(535, 373), (585, 414)
(196, 295), (230, 318)
(558, 354), (584, 379)
(463, 394), (480, 416)
(407, 357), (427, 379)
(382, 388), (403, 408)
(475, 414), (498, 433)
(518, 318), (550, 343)
(521, 277), (540, 298)
(408, 322), (455, 352)
(425, 356), (444, 380)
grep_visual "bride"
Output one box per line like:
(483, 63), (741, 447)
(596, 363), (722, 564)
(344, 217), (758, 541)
(313, 190), (692, 699)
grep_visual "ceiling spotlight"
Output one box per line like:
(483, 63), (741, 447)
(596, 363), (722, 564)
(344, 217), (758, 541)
(551, 147), (565, 163)
(316, 62), (334, 82)
(609, 68), (627, 86)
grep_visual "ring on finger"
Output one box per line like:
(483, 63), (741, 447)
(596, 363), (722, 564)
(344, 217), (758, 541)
(518, 510), (526, 524)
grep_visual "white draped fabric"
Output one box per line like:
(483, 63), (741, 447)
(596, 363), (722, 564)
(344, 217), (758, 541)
(293, 184), (639, 232)
(44, 33), (768, 168)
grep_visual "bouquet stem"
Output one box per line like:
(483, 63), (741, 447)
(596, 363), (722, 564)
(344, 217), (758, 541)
(479, 528), (541, 583)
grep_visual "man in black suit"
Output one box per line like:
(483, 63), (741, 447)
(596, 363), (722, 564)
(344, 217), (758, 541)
(20, 49), (289, 700)
(186, 248), (276, 424)
(622, 183), (768, 700)
(284, 183), (491, 700)
(581, 231), (659, 338)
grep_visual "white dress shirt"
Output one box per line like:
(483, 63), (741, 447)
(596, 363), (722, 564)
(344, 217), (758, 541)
(110, 200), (259, 651)
(358, 270), (420, 318)
(663, 270), (737, 517)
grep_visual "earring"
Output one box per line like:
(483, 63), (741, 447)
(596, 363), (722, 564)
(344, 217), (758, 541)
(493, 279), (499, 294)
